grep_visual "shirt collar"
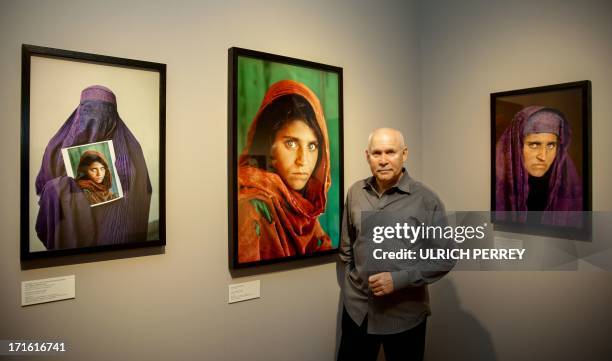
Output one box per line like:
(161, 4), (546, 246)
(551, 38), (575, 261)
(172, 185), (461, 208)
(363, 168), (411, 194)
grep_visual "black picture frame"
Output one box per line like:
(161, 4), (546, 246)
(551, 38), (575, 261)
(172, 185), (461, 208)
(228, 47), (344, 269)
(21, 44), (166, 260)
(490, 80), (591, 239)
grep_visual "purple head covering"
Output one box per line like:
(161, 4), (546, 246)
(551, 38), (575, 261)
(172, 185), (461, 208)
(80, 85), (117, 104)
(35, 85), (152, 249)
(523, 110), (562, 136)
(495, 106), (582, 226)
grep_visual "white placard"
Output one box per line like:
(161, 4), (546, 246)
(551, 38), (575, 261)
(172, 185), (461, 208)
(21, 275), (76, 306)
(228, 280), (260, 304)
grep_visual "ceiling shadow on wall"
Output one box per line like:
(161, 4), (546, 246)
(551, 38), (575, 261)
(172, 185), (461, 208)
(21, 246), (165, 270)
(426, 278), (497, 361)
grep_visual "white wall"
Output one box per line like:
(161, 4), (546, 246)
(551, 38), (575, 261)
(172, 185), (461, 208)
(0, 0), (421, 360)
(419, 1), (612, 360)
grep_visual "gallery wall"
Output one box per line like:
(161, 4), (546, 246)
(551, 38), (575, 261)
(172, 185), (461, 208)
(0, 1), (421, 360)
(419, 0), (612, 360)
(2, 1), (611, 360)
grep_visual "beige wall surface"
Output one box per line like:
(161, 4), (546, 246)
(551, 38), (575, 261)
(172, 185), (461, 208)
(0, 0), (420, 360)
(419, 1), (612, 360)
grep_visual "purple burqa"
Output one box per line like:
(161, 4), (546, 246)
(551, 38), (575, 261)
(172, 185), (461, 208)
(35, 85), (152, 249)
(495, 106), (582, 226)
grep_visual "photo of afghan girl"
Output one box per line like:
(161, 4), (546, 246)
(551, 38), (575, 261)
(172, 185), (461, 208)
(75, 150), (118, 205)
(230, 48), (343, 267)
(491, 80), (591, 238)
(237, 80), (332, 263)
(62, 141), (123, 207)
(22, 45), (165, 258)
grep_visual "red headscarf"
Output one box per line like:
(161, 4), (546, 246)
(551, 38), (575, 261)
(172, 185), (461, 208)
(237, 80), (332, 262)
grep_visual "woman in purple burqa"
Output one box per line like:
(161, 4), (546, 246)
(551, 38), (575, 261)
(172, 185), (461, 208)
(35, 85), (152, 249)
(495, 106), (582, 226)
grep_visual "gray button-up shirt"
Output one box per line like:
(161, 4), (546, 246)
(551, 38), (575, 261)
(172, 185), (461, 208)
(340, 170), (453, 334)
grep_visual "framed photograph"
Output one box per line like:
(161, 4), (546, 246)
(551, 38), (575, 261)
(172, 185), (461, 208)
(21, 44), (166, 260)
(228, 47), (343, 268)
(491, 80), (591, 238)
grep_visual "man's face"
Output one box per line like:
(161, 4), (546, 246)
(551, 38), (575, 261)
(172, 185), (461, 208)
(522, 132), (558, 177)
(366, 131), (407, 188)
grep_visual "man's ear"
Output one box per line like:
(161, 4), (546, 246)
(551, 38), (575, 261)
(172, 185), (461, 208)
(402, 147), (408, 162)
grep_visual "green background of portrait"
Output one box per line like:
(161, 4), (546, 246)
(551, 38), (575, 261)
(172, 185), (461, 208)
(66, 141), (121, 196)
(237, 56), (341, 247)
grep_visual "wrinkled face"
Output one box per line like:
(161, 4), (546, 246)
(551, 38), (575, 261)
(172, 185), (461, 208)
(270, 120), (319, 191)
(522, 132), (558, 177)
(366, 131), (407, 187)
(87, 161), (106, 184)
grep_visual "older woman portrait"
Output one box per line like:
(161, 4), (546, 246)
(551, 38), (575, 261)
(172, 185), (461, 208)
(237, 80), (332, 263)
(495, 106), (583, 226)
(75, 150), (118, 205)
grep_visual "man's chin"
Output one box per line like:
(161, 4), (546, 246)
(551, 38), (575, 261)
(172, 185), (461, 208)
(375, 174), (393, 182)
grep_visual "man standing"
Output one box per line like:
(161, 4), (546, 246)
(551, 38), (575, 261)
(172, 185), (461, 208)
(338, 128), (452, 361)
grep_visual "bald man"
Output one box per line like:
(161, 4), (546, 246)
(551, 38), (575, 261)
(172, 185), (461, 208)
(338, 128), (451, 361)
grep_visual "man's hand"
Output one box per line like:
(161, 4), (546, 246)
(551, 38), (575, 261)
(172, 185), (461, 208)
(368, 272), (394, 296)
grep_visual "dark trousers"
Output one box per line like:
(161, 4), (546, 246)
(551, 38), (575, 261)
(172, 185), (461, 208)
(337, 308), (427, 361)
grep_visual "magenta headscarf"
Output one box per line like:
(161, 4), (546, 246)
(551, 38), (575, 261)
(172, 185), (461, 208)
(495, 106), (583, 226)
